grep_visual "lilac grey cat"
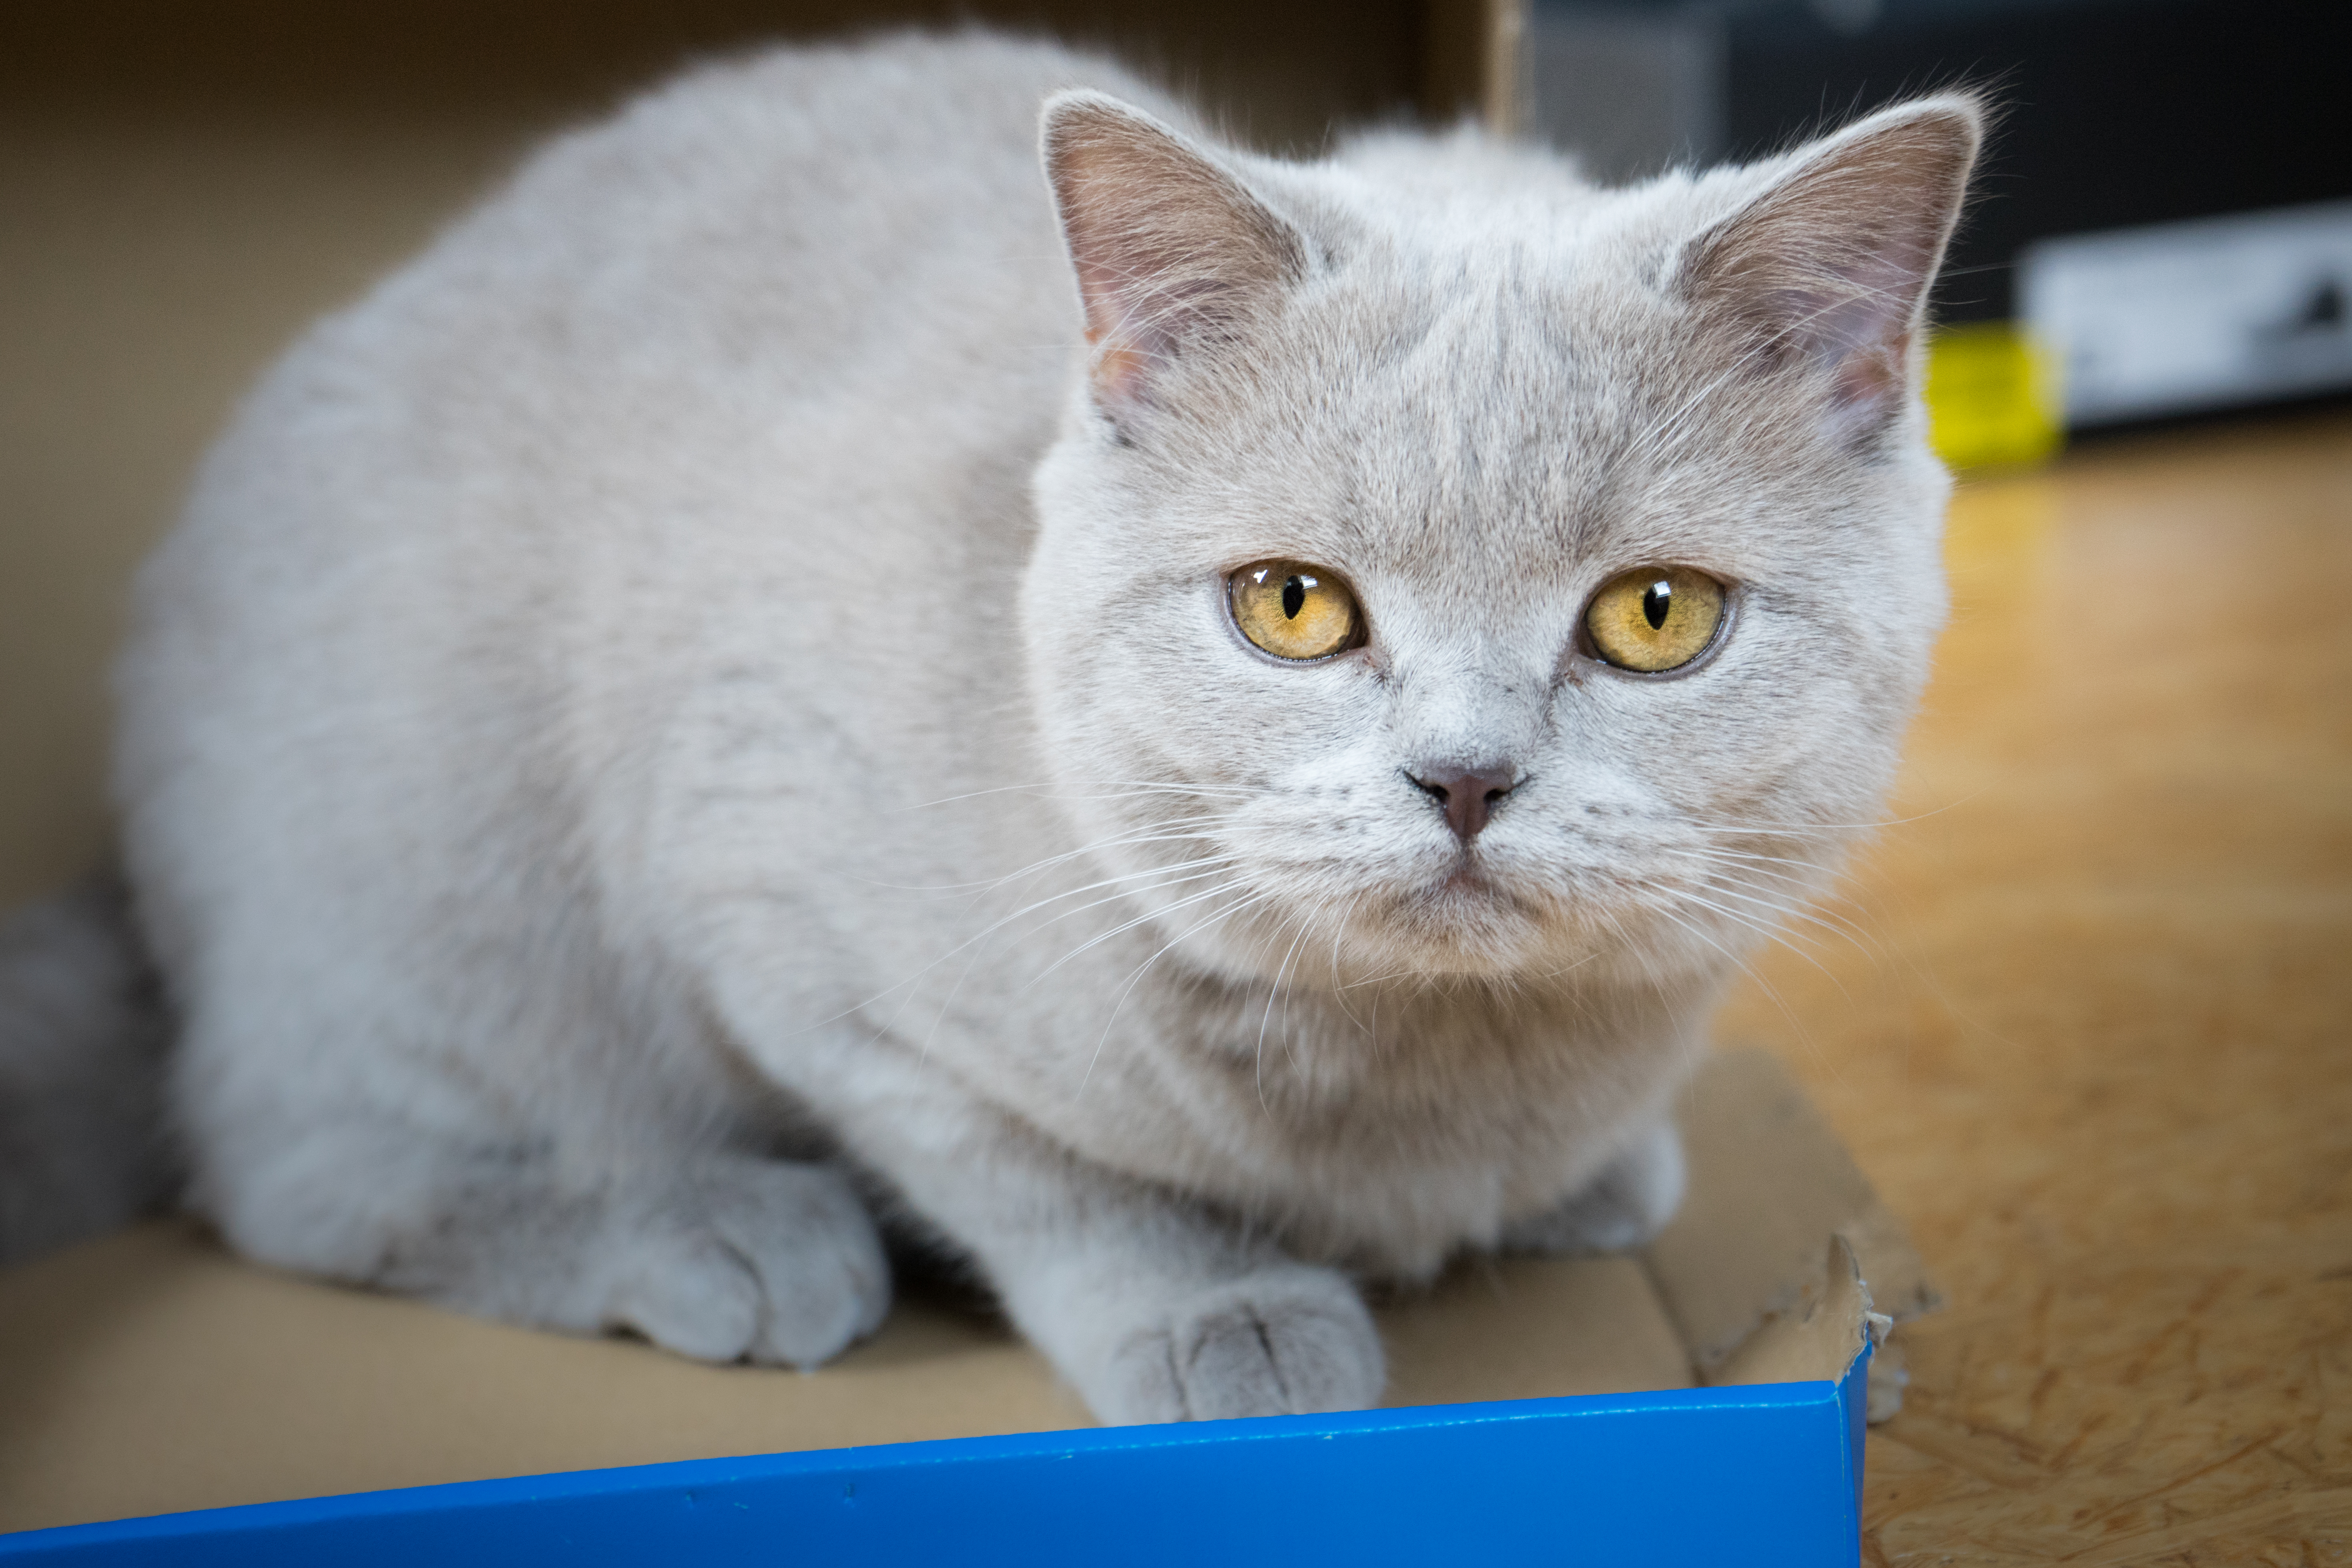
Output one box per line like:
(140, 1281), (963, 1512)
(16, 33), (1978, 1423)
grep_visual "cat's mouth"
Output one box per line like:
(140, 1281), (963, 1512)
(1434, 862), (1492, 898)
(1346, 857), (1557, 978)
(1418, 855), (1535, 919)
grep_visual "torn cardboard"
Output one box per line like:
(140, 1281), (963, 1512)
(1646, 1046), (1942, 1376)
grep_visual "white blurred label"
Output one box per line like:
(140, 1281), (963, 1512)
(2020, 200), (2352, 425)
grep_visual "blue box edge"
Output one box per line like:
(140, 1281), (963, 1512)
(2, 1341), (1873, 1564)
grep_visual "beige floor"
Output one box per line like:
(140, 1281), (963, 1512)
(1713, 411), (2352, 1565)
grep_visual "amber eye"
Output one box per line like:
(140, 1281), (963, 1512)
(1229, 561), (1363, 661)
(1585, 566), (1727, 673)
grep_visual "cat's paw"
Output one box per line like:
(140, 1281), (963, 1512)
(1501, 1119), (1686, 1255)
(602, 1160), (890, 1368)
(1089, 1266), (1385, 1424)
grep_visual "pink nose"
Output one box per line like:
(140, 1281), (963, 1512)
(1409, 766), (1518, 842)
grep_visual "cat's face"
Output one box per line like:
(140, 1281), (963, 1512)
(1025, 95), (1976, 989)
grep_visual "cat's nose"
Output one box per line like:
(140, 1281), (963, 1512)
(1409, 765), (1519, 843)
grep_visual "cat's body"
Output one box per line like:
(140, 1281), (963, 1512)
(72, 32), (1976, 1422)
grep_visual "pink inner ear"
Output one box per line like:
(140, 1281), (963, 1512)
(1780, 250), (1930, 429)
(1089, 338), (1154, 406)
(1689, 101), (1980, 441)
(1832, 334), (1907, 423)
(1043, 94), (1301, 421)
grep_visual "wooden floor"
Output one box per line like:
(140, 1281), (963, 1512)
(1713, 409), (2352, 1566)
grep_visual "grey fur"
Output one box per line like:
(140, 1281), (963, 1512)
(87, 33), (1978, 1421)
(0, 874), (173, 1264)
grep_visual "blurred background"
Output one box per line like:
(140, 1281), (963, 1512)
(1, 0), (2344, 910)
(1527, 0), (2352, 457)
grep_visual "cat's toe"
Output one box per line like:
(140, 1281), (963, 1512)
(606, 1230), (766, 1361)
(605, 1160), (890, 1368)
(729, 1165), (892, 1367)
(1097, 1267), (1384, 1424)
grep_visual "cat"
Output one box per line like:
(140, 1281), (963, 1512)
(6, 30), (1978, 1425)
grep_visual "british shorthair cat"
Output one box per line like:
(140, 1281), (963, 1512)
(16, 31), (1978, 1424)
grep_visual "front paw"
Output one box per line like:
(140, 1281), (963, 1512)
(601, 1159), (890, 1368)
(1087, 1266), (1385, 1425)
(1503, 1119), (1686, 1256)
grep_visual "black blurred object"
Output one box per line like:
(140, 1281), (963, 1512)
(1528, 0), (2349, 326)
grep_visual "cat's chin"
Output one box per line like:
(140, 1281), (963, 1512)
(1373, 873), (1571, 980)
(1162, 869), (1589, 988)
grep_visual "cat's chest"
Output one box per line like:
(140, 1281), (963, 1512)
(1076, 995), (1692, 1272)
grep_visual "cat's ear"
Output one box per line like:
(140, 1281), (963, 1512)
(1041, 91), (1304, 423)
(1684, 94), (1983, 448)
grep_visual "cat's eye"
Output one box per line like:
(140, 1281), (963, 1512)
(1229, 561), (1363, 662)
(1584, 566), (1727, 673)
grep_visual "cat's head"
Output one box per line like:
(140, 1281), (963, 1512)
(1022, 92), (1980, 990)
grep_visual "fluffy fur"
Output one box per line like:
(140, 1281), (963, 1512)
(76, 32), (1977, 1421)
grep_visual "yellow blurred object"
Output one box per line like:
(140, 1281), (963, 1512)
(1924, 321), (2065, 471)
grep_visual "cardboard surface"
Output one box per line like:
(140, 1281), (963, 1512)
(0, 1048), (1922, 1534)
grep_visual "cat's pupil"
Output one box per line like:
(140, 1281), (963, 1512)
(1643, 581), (1671, 631)
(1283, 577), (1306, 619)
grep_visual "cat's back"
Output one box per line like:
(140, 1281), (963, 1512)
(452, 30), (1159, 393)
(130, 28), (1162, 622)
(115, 32), (1160, 978)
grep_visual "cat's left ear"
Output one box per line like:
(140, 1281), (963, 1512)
(1685, 94), (1983, 448)
(1042, 92), (1305, 425)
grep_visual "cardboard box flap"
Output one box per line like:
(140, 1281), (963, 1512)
(1643, 1048), (1940, 1376)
